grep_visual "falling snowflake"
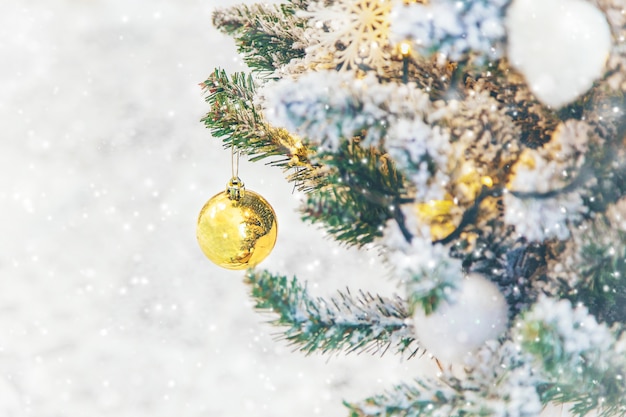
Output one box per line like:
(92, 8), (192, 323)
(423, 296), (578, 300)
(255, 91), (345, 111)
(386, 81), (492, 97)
(300, 0), (393, 72)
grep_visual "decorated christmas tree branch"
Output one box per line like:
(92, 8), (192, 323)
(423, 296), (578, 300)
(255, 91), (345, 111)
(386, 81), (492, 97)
(212, 3), (307, 74)
(245, 269), (418, 356)
(201, 68), (317, 188)
(199, 0), (626, 415)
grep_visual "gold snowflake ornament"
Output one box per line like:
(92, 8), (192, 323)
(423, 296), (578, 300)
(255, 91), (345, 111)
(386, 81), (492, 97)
(301, 0), (393, 72)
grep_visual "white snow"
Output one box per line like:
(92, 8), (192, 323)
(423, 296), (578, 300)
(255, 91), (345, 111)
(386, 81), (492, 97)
(506, 0), (612, 108)
(0, 1), (420, 416)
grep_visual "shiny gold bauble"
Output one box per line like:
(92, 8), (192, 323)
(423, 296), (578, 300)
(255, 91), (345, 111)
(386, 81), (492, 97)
(196, 179), (277, 270)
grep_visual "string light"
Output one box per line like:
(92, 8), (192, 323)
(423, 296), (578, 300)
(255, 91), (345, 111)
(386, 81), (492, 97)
(399, 41), (412, 57)
(481, 176), (494, 188)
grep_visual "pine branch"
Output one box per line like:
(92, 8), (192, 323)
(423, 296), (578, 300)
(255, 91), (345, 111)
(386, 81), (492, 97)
(562, 216), (626, 326)
(302, 141), (411, 247)
(518, 298), (626, 417)
(212, 3), (307, 73)
(345, 341), (542, 417)
(245, 269), (418, 356)
(200, 68), (317, 188)
(345, 381), (456, 417)
(574, 238), (626, 326)
(470, 65), (560, 149)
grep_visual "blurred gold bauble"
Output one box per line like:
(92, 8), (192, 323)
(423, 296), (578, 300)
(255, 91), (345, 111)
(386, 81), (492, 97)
(416, 199), (457, 241)
(197, 178), (277, 270)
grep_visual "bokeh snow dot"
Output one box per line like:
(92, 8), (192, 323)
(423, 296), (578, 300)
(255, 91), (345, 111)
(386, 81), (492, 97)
(506, 0), (612, 108)
(413, 273), (508, 363)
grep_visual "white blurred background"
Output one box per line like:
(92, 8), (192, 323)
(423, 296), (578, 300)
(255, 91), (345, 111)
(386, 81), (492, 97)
(0, 1), (421, 416)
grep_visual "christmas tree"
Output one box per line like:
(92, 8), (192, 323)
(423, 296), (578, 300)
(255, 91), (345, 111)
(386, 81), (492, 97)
(200, 0), (626, 415)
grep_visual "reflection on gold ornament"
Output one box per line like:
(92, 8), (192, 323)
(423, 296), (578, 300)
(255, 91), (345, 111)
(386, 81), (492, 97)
(197, 179), (277, 270)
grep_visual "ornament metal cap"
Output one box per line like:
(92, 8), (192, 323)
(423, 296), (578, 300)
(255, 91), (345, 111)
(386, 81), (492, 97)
(227, 177), (245, 200)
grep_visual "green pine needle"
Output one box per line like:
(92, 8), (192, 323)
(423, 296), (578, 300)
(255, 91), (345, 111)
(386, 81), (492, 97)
(303, 141), (411, 247)
(200, 68), (316, 187)
(344, 381), (455, 417)
(212, 3), (307, 74)
(520, 311), (626, 417)
(245, 269), (418, 356)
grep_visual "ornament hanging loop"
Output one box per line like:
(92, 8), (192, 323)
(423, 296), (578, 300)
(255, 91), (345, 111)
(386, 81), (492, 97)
(228, 142), (245, 200)
(231, 142), (240, 180)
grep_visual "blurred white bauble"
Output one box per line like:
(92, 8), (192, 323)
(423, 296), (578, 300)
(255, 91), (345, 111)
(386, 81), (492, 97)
(413, 273), (508, 363)
(506, 0), (612, 108)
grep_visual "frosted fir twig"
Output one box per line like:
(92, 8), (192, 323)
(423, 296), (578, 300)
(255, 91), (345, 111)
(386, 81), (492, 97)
(345, 380), (458, 417)
(556, 200), (626, 326)
(516, 297), (626, 417)
(212, 3), (307, 73)
(200, 68), (317, 188)
(302, 142), (412, 247)
(569, 228), (626, 325)
(346, 341), (542, 417)
(504, 99), (626, 241)
(261, 71), (433, 152)
(245, 270), (418, 356)
(545, 196), (626, 325)
(390, 0), (510, 63)
(260, 70), (453, 206)
(381, 209), (464, 314)
(441, 86), (521, 184)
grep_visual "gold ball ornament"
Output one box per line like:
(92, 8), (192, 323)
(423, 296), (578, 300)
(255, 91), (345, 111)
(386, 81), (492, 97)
(196, 178), (278, 270)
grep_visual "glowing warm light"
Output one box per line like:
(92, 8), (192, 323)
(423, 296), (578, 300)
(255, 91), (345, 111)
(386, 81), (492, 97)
(399, 41), (411, 56)
(415, 199), (457, 241)
(481, 176), (494, 188)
